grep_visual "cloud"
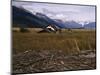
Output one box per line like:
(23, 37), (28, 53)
(12, 1), (96, 22)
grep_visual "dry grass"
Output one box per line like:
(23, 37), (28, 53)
(12, 28), (96, 55)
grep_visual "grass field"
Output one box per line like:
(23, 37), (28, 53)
(12, 28), (96, 74)
(13, 28), (96, 54)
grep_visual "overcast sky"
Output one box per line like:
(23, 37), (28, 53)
(12, 1), (96, 23)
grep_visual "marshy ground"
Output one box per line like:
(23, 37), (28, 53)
(12, 28), (96, 74)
